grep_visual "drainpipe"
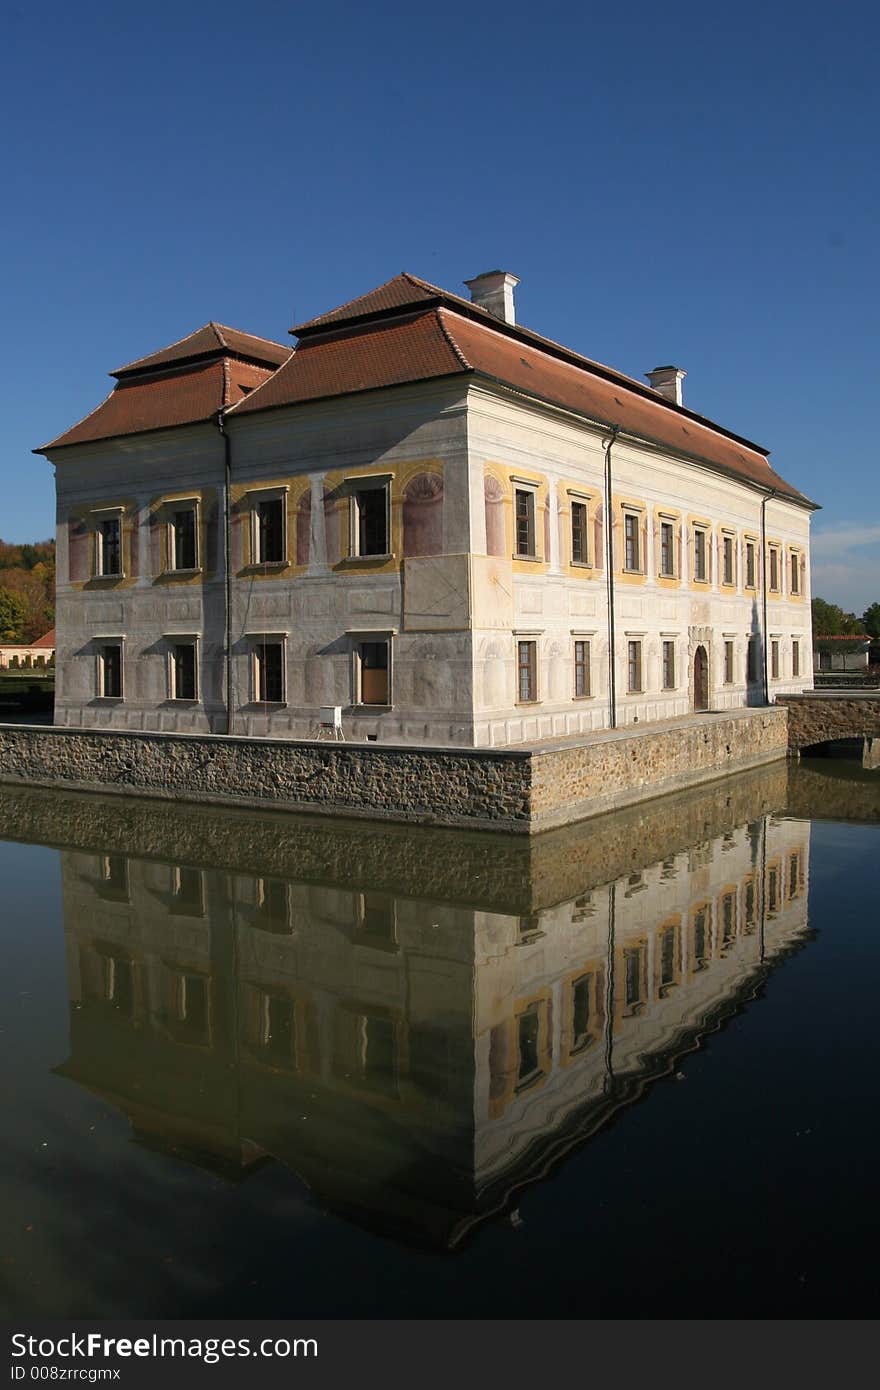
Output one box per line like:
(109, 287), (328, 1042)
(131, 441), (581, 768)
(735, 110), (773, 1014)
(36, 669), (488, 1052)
(603, 426), (621, 730)
(216, 411), (234, 736)
(760, 488), (776, 706)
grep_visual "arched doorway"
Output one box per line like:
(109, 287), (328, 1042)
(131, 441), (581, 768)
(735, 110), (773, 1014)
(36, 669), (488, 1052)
(693, 645), (709, 711)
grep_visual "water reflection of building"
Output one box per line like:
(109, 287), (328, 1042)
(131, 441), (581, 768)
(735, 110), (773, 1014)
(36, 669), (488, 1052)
(48, 770), (811, 1248)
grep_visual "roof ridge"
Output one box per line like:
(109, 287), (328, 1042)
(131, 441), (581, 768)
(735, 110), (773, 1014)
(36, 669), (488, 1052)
(435, 308), (474, 370)
(211, 321), (291, 353)
(224, 348), (297, 418)
(209, 321), (229, 351)
(112, 325), (216, 377)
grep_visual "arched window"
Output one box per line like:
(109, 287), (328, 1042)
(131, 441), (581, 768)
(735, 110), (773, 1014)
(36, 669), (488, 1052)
(402, 473), (443, 557)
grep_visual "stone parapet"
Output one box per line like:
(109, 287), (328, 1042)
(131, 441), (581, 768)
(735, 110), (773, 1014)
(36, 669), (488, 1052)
(777, 693), (880, 750)
(0, 708), (789, 835)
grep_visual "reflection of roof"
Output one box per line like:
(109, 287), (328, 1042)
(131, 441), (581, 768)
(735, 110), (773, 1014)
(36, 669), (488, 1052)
(38, 323), (291, 451)
(230, 273), (814, 506)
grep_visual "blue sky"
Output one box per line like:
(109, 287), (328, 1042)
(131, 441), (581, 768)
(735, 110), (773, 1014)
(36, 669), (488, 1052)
(2, 0), (877, 611)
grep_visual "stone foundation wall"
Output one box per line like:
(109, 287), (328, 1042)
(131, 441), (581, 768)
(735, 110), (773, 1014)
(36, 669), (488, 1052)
(0, 708), (788, 834)
(778, 694), (880, 750)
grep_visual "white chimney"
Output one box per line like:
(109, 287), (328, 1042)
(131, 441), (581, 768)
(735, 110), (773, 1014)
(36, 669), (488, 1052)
(464, 270), (520, 325)
(646, 365), (687, 406)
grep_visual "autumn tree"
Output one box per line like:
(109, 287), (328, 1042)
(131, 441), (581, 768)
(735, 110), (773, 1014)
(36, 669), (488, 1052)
(0, 588), (28, 642)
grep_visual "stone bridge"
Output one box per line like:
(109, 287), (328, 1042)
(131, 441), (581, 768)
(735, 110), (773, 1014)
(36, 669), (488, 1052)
(776, 693), (880, 768)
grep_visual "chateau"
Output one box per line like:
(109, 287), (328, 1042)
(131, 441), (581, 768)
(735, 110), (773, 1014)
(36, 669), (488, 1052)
(39, 271), (817, 748)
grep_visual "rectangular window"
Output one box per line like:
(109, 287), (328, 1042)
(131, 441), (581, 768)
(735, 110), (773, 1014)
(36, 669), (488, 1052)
(515, 489), (536, 558)
(790, 551), (800, 594)
(172, 865), (204, 916)
(170, 507), (198, 571)
(792, 639), (800, 677)
(358, 640), (390, 705)
(570, 975), (594, 1054)
(516, 1004), (545, 1090)
(98, 517), (122, 576)
(573, 639), (590, 697)
(256, 878), (291, 932)
(771, 640), (780, 679)
(624, 947), (644, 1008)
(745, 540), (757, 589)
(660, 927), (677, 988)
(254, 640), (285, 703)
(724, 640), (735, 684)
(723, 534), (735, 586)
(255, 497), (285, 564)
(171, 642), (197, 701)
(693, 528), (708, 582)
(747, 635), (759, 683)
(353, 485), (389, 557)
(99, 643), (123, 698)
(769, 547), (780, 592)
(627, 639), (642, 693)
(660, 520), (675, 577)
(571, 501), (588, 565)
(662, 640), (676, 690)
(624, 513), (640, 571)
(517, 640), (537, 702)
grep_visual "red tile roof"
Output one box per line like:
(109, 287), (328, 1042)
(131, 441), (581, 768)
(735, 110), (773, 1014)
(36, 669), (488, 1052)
(32, 629), (55, 648)
(232, 293), (812, 505)
(113, 322), (291, 376)
(39, 328), (288, 451)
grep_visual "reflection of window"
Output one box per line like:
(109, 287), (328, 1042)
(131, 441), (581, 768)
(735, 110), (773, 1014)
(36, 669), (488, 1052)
(336, 1008), (400, 1096)
(517, 640), (537, 702)
(788, 853), (800, 899)
(659, 926), (677, 990)
(574, 639), (590, 697)
(259, 993), (296, 1065)
(744, 880), (757, 934)
(356, 891), (397, 946)
(255, 877), (291, 933)
(171, 865), (204, 916)
(516, 1003), (546, 1090)
(623, 947), (645, 1009)
(356, 640), (390, 705)
(164, 969), (211, 1047)
(571, 892), (594, 921)
(720, 891), (737, 949)
(102, 954), (134, 1016)
(98, 643), (123, 698)
(98, 853), (129, 899)
(570, 974), (595, 1054)
(571, 501), (589, 564)
(767, 865), (781, 914)
(692, 907), (709, 969)
(97, 516), (122, 576)
(515, 488), (536, 558)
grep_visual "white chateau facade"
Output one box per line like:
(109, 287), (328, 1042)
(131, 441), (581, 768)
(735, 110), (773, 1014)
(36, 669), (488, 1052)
(39, 272), (817, 748)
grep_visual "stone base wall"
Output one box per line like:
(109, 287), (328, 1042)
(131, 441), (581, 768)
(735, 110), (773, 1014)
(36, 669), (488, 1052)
(0, 708), (788, 834)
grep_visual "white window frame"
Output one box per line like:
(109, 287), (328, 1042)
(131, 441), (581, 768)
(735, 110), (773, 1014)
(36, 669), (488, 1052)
(92, 507), (124, 579)
(567, 490), (592, 567)
(723, 635), (736, 685)
(511, 478), (540, 561)
(659, 516), (677, 579)
(249, 632), (288, 705)
(792, 637), (801, 678)
(745, 538), (758, 590)
(661, 635), (677, 690)
(789, 548), (801, 595)
(721, 531), (736, 587)
(514, 630), (540, 703)
(95, 635), (124, 699)
(166, 634), (200, 702)
(347, 473), (393, 559)
(249, 487), (289, 567)
(626, 635), (645, 693)
(622, 509), (643, 573)
(166, 498), (201, 574)
(693, 525), (710, 584)
(349, 628), (395, 708)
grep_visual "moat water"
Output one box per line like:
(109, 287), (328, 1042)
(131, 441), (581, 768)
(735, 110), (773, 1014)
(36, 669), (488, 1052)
(1, 759), (878, 1318)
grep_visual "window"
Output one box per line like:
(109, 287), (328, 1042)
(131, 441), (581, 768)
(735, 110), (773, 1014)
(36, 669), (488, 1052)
(769, 547), (780, 592)
(720, 891), (737, 949)
(516, 1004), (546, 1090)
(99, 643), (123, 698)
(352, 484), (390, 557)
(571, 500), (589, 565)
(745, 540), (757, 589)
(97, 516), (122, 576)
(693, 527), (708, 582)
(515, 488), (536, 558)
(724, 640), (735, 684)
(517, 640), (537, 702)
(171, 866), (204, 916)
(623, 947), (645, 1009)
(256, 878), (291, 933)
(171, 641), (197, 701)
(692, 906), (709, 970)
(662, 640), (676, 690)
(624, 513), (640, 571)
(790, 551), (800, 594)
(659, 926), (678, 989)
(627, 639), (642, 693)
(356, 640), (390, 705)
(570, 974), (595, 1055)
(573, 639), (590, 697)
(771, 640), (780, 679)
(170, 506), (198, 571)
(253, 639), (285, 703)
(660, 520), (675, 577)
(254, 496), (286, 564)
(747, 635), (759, 683)
(722, 534), (735, 586)
(792, 639), (800, 677)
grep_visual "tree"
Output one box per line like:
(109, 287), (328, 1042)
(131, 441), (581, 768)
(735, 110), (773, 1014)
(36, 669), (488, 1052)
(862, 603), (880, 640)
(811, 596), (865, 636)
(0, 588), (28, 642)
